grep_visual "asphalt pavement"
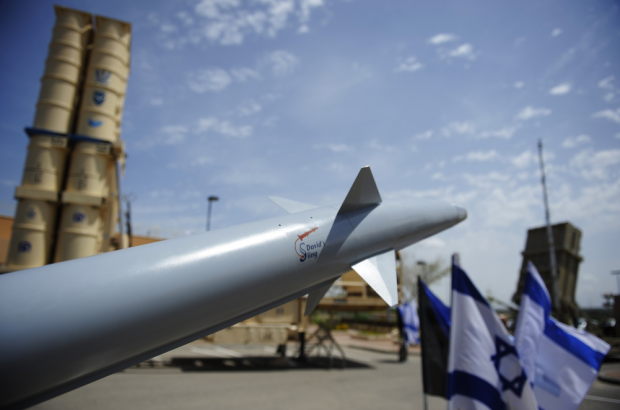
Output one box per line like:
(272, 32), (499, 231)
(31, 340), (620, 410)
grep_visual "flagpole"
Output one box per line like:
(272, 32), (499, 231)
(418, 276), (429, 410)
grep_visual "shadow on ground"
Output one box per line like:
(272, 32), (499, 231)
(129, 356), (373, 372)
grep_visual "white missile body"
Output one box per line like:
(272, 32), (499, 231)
(0, 167), (466, 409)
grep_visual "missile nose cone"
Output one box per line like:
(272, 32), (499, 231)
(454, 205), (467, 222)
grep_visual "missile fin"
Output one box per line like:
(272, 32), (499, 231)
(304, 278), (339, 316)
(268, 196), (318, 214)
(338, 166), (382, 214)
(351, 249), (398, 307)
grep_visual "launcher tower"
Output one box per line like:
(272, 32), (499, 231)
(3, 6), (131, 272)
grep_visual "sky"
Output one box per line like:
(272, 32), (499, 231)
(0, 0), (619, 308)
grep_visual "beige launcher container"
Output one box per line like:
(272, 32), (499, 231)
(33, 6), (92, 133)
(94, 16), (131, 66)
(54, 204), (103, 262)
(64, 142), (112, 200)
(85, 52), (129, 95)
(76, 16), (130, 142)
(75, 86), (120, 141)
(75, 111), (119, 141)
(19, 135), (69, 193)
(6, 199), (58, 269)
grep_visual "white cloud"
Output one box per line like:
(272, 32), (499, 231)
(187, 65), (263, 93)
(369, 140), (396, 152)
(160, 125), (188, 145)
(149, 189), (176, 199)
(463, 171), (511, 188)
(592, 108), (620, 124)
(187, 68), (232, 92)
(262, 116), (279, 127)
(236, 101), (262, 116)
(211, 169), (282, 186)
(562, 134), (591, 148)
(476, 125), (520, 140)
(549, 83), (571, 95)
(161, 125), (188, 133)
(447, 43), (476, 60)
(395, 56), (423, 73)
(176, 11), (194, 26)
(453, 150), (499, 162)
(514, 81), (525, 89)
(598, 76), (614, 91)
(189, 0), (325, 46)
(428, 33), (457, 44)
(161, 23), (177, 33)
(417, 237), (446, 248)
(230, 67), (261, 82)
(511, 151), (533, 168)
(570, 149), (620, 180)
(428, 34), (475, 62)
(414, 130), (433, 140)
(263, 50), (300, 76)
(551, 28), (562, 37)
(298, 0), (324, 33)
(195, 117), (253, 138)
(516, 106), (552, 121)
(598, 77), (615, 101)
(441, 121), (475, 137)
(313, 143), (353, 153)
(191, 156), (213, 166)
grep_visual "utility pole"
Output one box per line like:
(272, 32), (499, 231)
(207, 196), (219, 232)
(537, 140), (560, 312)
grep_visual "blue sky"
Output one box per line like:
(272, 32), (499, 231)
(0, 0), (619, 307)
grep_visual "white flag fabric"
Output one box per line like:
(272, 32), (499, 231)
(514, 262), (610, 410)
(448, 264), (538, 410)
(398, 301), (420, 345)
(514, 262), (551, 381)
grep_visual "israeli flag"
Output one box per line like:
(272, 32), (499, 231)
(448, 264), (538, 410)
(514, 262), (610, 410)
(398, 301), (420, 345)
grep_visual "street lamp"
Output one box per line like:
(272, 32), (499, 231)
(206, 196), (219, 232)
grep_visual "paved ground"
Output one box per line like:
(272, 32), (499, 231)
(31, 339), (620, 410)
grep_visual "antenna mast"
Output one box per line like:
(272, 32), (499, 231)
(537, 139), (560, 311)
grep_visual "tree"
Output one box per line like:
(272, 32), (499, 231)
(399, 251), (450, 302)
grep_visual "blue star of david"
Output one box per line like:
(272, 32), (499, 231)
(490, 336), (527, 397)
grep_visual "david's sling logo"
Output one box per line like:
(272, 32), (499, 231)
(295, 227), (325, 262)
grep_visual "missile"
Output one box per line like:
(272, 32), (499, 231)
(0, 166), (467, 409)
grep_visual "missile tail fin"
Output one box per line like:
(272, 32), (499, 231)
(304, 278), (339, 316)
(351, 250), (398, 307)
(268, 196), (318, 214)
(338, 166), (382, 214)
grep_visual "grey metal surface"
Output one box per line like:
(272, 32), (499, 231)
(0, 167), (466, 409)
(304, 278), (338, 316)
(338, 166), (382, 214)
